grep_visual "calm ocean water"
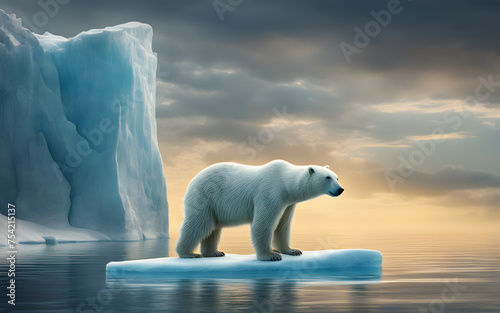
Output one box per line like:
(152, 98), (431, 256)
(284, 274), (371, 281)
(1, 231), (499, 313)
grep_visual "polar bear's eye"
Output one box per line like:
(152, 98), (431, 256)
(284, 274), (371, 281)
(326, 176), (331, 180)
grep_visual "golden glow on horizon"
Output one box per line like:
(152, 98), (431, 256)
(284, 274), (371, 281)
(163, 166), (499, 238)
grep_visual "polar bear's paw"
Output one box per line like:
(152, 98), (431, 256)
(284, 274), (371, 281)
(259, 252), (282, 261)
(283, 249), (302, 256)
(180, 253), (203, 258)
(202, 251), (225, 257)
(273, 248), (302, 256)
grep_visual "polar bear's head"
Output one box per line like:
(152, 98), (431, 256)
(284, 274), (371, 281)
(308, 165), (344, 197)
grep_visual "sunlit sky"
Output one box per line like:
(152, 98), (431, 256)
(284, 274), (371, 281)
(4, 0), (499, 236)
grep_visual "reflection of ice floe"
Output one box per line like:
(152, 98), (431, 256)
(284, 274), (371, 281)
(104, 276), (381, 313)
(106, 249), (382, 282)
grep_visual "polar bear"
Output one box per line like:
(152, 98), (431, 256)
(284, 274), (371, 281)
(176, 160), (344, 261)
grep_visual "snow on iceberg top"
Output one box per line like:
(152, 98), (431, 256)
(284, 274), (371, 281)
(106, 249), (383, 281)
(36, 21), (154, 52)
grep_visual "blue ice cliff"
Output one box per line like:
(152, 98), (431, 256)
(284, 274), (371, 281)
(0, 10), (168, 243)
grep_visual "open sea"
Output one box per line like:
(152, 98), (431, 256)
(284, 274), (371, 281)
(1, 231), (499, 312)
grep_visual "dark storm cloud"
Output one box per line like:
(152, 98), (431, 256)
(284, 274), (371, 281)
(447, 192), (500, 212)
(4, 0), (499, 125)
(4, 1), (500, 110)
(340, 164), (500, 202)
(155, 69), (348, 123)
(395, 166), (500, 196)
(179, 118), (259, 143)
(5, 0), (500, 80)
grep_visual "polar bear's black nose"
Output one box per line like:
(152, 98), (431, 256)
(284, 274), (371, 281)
(338, 188), (344, 195)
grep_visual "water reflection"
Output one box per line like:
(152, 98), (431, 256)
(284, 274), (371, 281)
(105, 276), (381, 313)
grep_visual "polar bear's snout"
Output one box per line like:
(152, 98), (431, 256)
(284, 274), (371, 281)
(328, 187), (344, 197)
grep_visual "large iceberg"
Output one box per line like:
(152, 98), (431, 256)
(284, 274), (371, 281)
(0, 10), (168, 243)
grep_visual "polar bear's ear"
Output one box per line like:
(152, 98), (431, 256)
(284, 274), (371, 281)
(325, 165), (329, 169)
(308, 167), (315, 175)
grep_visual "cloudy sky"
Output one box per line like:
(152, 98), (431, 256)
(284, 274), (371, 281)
(3, 0), (499, 235)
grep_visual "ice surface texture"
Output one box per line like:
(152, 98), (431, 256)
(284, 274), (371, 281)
(0, 10), (168, 242)
(106, 250), (383, 280)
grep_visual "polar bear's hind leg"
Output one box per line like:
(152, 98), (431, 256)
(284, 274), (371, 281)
(176, 209), (215, 258)
(201, 228), (225, 257)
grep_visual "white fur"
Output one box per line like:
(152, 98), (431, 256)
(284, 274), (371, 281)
(175, 160), (344, 261)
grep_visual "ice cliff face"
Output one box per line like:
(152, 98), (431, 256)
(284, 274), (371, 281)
(0, 10), (168, 241)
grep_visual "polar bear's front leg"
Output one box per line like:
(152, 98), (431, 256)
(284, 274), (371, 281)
(251, 201), (283, 261)
(251, 222), (282, 261)
(272, 204), (302, 256)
